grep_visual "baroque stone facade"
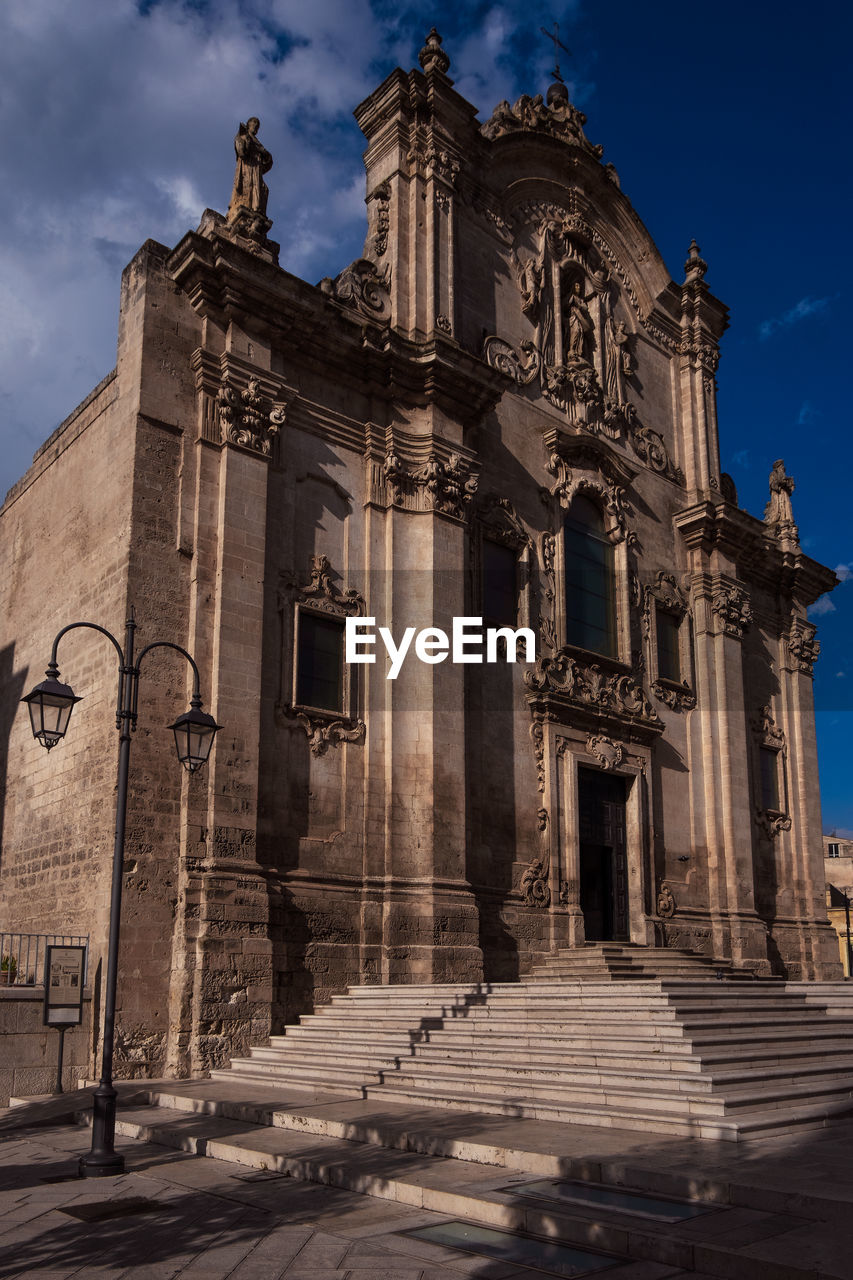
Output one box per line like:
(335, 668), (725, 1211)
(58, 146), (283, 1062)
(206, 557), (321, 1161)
(0, 34), (842, 1080)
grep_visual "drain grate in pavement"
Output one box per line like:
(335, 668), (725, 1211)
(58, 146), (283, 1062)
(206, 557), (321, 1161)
(59, 1197), (162, 1222)
(503, 1178), (718, 1224)
(403, 1220), (624, 1276)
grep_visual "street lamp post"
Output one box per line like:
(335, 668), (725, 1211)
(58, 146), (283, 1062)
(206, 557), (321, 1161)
(22, 609), (220, 1178)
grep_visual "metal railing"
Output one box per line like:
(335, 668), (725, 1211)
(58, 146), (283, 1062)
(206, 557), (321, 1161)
(0, 933), (89, 987)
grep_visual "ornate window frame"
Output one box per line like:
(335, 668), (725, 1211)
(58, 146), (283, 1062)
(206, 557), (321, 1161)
(751, 705), (791, 838)
(276, 555), (366, 756)
(643, 572), (696, 711)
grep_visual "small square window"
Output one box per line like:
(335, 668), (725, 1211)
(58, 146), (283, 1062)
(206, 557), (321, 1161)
(296, 612), (344, 712)
(656, 609), (681, 683)
(827, 843), (840, 858)
(759, 746), (781, 812)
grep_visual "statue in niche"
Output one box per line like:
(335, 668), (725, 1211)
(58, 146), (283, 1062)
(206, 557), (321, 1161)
(561, 278), (595, 363)
(228, 117), (273, 221)
(515, 253), (544, 320)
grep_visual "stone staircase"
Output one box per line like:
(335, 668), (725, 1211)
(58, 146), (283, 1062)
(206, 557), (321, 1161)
(213, 944), (853, 1140)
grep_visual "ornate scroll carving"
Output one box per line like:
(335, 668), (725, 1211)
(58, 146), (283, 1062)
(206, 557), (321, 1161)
(787, 621), (820, 675)
(285, 554), (365, 616)
(381, 450), (478, 521)
(280, 707), (365, 757)
(651, 681), (696, 711)
(483, 336), (541, 385)
(525, 653), (661, 726)
(754, 809), (792, 839)
(521, 807), (551, 907)
(481, 82), (603, 159)
(586, 734), (623, 770)
(217, 375), (283, 455)
(530, 712), (546, 792)
(712, 584), (752, 639)
(320, 258), (391, 323)
(544, 455), (636, 546)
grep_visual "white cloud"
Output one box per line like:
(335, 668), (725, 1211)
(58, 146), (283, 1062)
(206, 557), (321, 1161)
(758, 294), (836, 341)
(809, 596), (836, 618)
(835, 563), (852, 583)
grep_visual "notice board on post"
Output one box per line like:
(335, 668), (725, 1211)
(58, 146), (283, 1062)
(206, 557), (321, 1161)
(43, 945), (86, 1026)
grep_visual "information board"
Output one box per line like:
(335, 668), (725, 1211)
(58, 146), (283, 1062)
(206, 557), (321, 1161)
(43, 945), (86, 1027)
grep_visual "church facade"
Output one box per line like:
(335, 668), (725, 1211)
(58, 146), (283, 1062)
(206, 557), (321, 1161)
(0, 30), (841, 1081)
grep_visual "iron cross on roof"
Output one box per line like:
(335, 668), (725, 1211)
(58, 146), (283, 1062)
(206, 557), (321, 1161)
(540, 21), (571, 83)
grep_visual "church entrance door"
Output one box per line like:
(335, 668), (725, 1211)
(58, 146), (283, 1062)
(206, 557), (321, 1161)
(578, 767), (628, 941)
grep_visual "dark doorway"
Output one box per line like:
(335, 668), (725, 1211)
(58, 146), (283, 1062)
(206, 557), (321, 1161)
(578, 767), (628, 941)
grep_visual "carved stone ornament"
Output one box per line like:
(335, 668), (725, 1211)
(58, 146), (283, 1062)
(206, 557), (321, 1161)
(586, 734), (623, 770)
(481, 81), (603, 159)
(530, 713), (546, 792)
(382, 450), (478, 521)
(651, 681), (696, 711)
(482, 336), (541, 385)
(712, 584), (752, 639)
(752, 704), (786, 750)
(521, 807), (551, 907)
(370, 183), (391, 257)
(284, 554), (365, 617)
(754, 808), (792, 839)
(656, 882), (676, 918)
(319, 258), (391, 324)
(477, 493), (530, 551)
(280, 707), (365, 757)
(787, 621), (820, 675)
(217, 374), (283, 455)
(525, 653), (661, 728)
(544, 457), (636, 547)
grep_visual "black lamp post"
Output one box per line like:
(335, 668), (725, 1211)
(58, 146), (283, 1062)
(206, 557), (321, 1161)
(22, 609), (220, 1177)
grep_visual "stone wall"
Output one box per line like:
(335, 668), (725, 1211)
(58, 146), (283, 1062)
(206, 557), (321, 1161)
(0, 988), (93, 1104)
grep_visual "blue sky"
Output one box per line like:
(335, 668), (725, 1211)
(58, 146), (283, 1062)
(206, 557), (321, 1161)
(1, 0), (850, 831)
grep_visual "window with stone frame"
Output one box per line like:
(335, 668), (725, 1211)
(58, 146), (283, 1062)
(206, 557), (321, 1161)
(758, 745), (782, 813)
(827, 842), (841, 858)
(655, 607), (681, 683)
(295, 609), (346, 713)
(482, 536), (519, 627)
(643, 572), (695, 710)
(563, 494), (617, 658)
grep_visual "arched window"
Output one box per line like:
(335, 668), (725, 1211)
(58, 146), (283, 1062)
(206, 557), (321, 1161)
(563, 494), (617, 657)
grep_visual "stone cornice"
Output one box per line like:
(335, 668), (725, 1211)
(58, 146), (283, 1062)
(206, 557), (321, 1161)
(674, 500), (837, 605)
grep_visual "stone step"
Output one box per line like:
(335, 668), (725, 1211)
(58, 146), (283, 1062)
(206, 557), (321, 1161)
(90, 1096), (846, 1279)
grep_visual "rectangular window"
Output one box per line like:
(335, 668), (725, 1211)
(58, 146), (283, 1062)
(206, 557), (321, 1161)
(759, 746), (781, 812)
(483, 539), (518, 626)
(296, 612), (344, 712)
(564, 523), (617, 657)
(827, 843), (840, 858)
(656, 609), (681, 683)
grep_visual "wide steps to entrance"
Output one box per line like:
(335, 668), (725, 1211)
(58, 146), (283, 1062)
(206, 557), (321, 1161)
(213, 944), (853, 1140)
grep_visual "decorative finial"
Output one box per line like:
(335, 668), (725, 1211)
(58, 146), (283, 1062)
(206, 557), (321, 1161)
(683, 239), (707, 281)
(419, 27), (450, 75)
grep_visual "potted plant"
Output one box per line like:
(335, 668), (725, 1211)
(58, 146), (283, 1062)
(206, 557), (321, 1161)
(0, 954), (17, 985)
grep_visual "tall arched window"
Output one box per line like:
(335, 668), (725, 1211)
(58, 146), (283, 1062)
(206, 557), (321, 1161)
(563, 493), (617, 657)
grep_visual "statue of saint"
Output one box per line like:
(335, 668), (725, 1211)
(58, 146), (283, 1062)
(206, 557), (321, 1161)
(562, 278), (595, 362)
(764, 459), (795, 525)
(227, 117), (273, 221)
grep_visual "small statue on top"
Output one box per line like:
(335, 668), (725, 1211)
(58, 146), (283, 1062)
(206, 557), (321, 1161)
(227, 117), (273, 223)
